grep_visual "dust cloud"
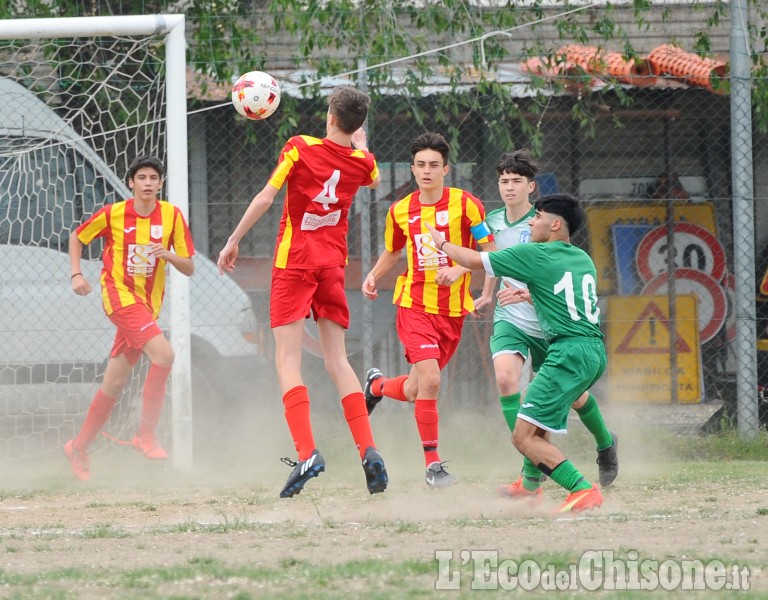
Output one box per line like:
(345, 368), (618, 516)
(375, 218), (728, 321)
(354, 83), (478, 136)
(2, 361), (685, 505)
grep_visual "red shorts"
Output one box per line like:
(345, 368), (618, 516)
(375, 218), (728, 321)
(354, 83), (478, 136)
(107, 303), (164, 366)
(396, 306), (465, 369)
(270, 266), (350, 329)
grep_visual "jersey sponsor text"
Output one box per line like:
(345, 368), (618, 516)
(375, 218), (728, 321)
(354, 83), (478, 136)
(300, 209), (342, 231)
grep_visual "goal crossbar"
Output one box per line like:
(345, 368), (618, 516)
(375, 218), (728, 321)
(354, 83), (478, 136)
(0, 15), (183, 39)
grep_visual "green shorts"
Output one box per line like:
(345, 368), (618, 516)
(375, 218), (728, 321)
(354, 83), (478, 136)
(489, 320), (548, 372)
(518, 337), (607, 433)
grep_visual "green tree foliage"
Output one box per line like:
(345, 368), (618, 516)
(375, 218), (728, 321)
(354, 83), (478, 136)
(3, 0), (767, 145)
(261, 0), (768, 147)
(3, 1), (257, 82)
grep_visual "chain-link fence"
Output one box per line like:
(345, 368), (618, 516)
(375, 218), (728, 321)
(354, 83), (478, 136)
(0, 20), (267, 463)
(1, 6), (767, 466)
(196, 80), (766, 436)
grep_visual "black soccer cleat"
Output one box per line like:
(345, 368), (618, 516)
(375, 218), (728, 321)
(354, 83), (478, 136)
(596, 432), (619, 487)
(362, 446), (388, 494)
(363, 367), (384, 415)
(279, 449), (325, 498)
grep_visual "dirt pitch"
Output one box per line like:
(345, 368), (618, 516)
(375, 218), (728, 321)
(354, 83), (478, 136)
(2, 405), (768, 599)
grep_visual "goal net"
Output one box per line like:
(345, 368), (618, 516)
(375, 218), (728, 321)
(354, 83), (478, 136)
(0, 16), (192, 466)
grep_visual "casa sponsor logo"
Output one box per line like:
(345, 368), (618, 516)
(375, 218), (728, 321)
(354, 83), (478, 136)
(414, 233), (448, 271)
(435, 550), (750, 591)
(126, 244), (156, 276)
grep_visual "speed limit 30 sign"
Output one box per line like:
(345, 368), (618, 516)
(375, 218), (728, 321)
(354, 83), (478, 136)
(636, 222), (726, 283)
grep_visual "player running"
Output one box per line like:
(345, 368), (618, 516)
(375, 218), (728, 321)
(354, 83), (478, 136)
(361, 132), (494, 488)
(66, 156), (195, 480)
(478, 151), (618, 504)
(427, 194), (608, 513)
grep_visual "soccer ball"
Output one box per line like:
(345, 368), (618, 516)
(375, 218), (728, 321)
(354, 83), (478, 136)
(231, 71), (281, 120)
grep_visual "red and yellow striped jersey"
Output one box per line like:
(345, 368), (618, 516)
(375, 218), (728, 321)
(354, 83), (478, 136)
(76, 199), (195, 319)
(268, 135), (378, 269)
(385, 187), (492, 317)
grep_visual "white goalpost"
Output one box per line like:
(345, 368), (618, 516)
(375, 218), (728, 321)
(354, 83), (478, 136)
(0, 15), (193, 468)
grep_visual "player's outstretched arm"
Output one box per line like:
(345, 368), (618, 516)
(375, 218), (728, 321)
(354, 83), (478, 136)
(438, 236), (497, 287)
(218, 183), (280, 274)
(351, 127), (381, 190)
(473, 272), (497, 316)
(498, 283), (531, 306)
(434, 264), (469, 286)
(171, 255), (195, 276)
(367, 173), (381, 190)
(425, 222), (483, 270)
(362, 250), (400, 300)
(150, 244), (194, 276)
(68, 234), (91, 296)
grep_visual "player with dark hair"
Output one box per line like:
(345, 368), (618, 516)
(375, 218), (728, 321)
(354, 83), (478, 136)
(426, 193), (607, 513)
(65, 155), (195, 480)
(218, 86), (388, 498)
(478, 151), (617, 504)
(361, 131), (495, 488)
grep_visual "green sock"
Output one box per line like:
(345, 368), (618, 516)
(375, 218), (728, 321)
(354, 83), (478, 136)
(575, 394), (614, 451)
(499, 392), (520, 432)
(550, 460), (592, 492)
(521, 457), (544, 492)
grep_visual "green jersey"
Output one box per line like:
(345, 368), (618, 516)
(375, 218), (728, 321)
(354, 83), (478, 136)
(484, 206), (542, 338)
(481, 241), (603, 342)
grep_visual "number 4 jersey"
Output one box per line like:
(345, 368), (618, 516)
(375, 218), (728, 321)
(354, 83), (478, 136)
(481, 241), (603, 342)
(268, 135), (379, 269)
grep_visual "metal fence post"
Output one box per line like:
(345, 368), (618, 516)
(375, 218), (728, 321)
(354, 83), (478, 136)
(730, 0), (759, 438)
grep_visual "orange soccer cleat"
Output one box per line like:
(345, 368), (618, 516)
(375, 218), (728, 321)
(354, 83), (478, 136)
(131, 434), (169, 460)
(64, 439), (90, 481)
(556, 484), (603, 514)
(497, 476), (544, 507)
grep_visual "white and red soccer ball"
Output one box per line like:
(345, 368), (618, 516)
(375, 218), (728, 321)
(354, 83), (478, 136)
(231, 71), (281, 120)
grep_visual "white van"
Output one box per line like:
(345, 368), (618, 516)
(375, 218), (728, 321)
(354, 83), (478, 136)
(0, 77), (263, 454)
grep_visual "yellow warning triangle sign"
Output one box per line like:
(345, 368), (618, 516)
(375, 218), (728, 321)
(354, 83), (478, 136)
(615, 300), (692, 354)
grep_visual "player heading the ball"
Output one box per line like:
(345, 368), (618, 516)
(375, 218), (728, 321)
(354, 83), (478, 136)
(218, 86), (389, 498)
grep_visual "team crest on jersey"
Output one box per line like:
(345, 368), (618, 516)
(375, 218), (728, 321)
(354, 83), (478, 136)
(150, 225), (163, 240)
(520, 230), (531, 243)
(436, 211), (449, 227)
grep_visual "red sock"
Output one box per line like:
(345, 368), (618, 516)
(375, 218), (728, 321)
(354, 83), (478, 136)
(414, 399), (440, 466)
(341, 392), (375, 458)
(374, 375), (409, 401)
(283, 386), (315, 460)
(74, 390), (117, 451)
(138, 363), (172, 437)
